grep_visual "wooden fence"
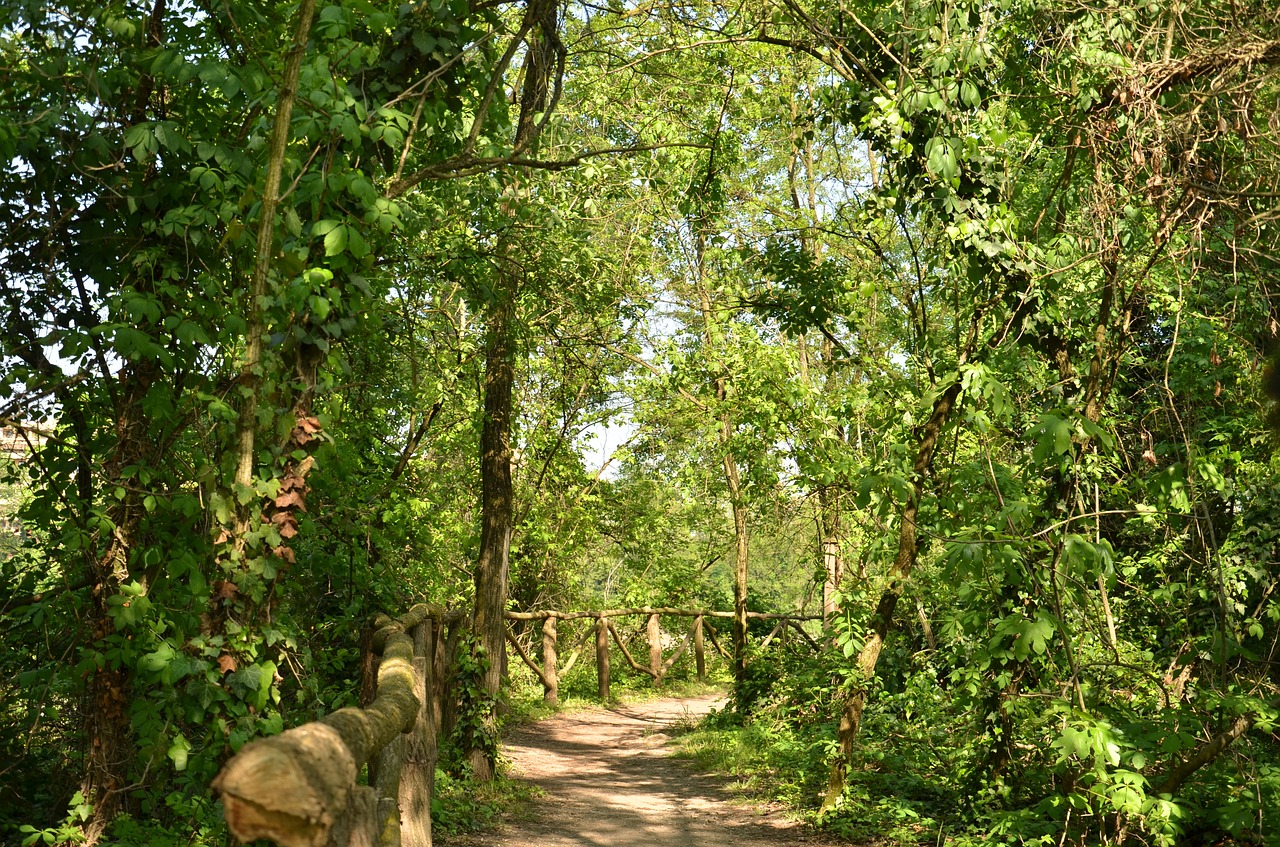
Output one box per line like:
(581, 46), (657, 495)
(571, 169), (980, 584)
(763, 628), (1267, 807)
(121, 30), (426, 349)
(213, 604), (819, 847)
(504, 607), (821, 703)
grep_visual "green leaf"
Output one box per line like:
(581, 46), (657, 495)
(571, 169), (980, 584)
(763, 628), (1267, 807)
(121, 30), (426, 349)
(324, 224), (349, 257)
(138, 642), (174, 674)
(346, 227), (369, 258)
(1024, 611), (1056, 656)
(1031, 414), (1073, 462)
(1092, 726), (1122, 767)
(168, 734), (191, 771)
(308, 295), (331, 320)
(123, 123), (158, 160)
(119, 580), (146, 597)
(1054, 726), (1090, 762)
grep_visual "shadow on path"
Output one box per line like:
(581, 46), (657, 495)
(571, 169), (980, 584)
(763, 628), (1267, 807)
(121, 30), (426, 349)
(442, 694), (842, 847)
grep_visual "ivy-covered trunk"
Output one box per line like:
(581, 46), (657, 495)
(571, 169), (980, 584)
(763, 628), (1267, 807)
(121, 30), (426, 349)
(469, 289), (515, 781)
(79, 361), (157, 843)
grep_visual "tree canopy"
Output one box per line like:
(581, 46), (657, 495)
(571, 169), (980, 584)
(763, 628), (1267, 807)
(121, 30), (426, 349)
(2, 0), (1279, 844)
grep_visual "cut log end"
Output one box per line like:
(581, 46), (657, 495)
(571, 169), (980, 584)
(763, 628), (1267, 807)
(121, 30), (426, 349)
(213, 723), (358, 847)
(217, 794), (328, 847)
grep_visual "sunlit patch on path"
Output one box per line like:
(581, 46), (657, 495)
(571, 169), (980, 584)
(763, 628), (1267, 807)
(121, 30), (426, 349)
(445, 694), (842, 847)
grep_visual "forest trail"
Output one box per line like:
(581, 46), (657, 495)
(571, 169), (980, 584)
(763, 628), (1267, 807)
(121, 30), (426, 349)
(443, 693), (842, 847)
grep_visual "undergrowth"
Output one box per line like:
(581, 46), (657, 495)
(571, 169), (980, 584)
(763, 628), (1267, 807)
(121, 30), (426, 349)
(432, 770), (541, 839)
(667, 641), (1280, 847)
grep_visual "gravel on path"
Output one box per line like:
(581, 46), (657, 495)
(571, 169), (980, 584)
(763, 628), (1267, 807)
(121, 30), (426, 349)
(443, 694), (843, 847)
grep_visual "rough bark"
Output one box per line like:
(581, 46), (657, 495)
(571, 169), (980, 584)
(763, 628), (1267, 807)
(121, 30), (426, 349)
(346, 787), (379, 847)
(398, 623), (433, 847)
(596, 614), (610, 701)
(463, 0), (564, 774)
(541, 615), (559, 705)
(373, 734), (405, 847)
(470, 290), (515, 782)
(79, 364), (154, 842)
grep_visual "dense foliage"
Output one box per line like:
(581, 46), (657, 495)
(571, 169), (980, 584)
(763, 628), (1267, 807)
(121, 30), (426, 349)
(1, 0), (1278, 844)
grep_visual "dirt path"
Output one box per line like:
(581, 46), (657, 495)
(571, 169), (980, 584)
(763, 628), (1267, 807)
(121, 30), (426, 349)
(445, 694), (841, 847)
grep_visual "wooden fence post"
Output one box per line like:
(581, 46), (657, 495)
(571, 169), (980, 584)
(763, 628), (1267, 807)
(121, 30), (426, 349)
(398, 621), (432, 847)
(647, 613), (662, 685)
(693, 615), (705, 683)
(542, 615), (559, 706)
(345, 785), (379, 847)
(372, 733), (404, 847)
(215, 613), (421, 847)
(596, 614), (610, 701)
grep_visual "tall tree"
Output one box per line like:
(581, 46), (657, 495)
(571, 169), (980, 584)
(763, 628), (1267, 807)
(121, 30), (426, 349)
(1, 0), (502, 834)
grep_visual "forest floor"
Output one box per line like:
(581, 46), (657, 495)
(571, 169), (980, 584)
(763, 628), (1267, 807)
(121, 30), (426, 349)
(440, 693), (845, 847)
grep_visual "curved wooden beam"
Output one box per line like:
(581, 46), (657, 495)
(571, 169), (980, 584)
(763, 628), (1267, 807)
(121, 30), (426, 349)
(213, 612), (422, 846)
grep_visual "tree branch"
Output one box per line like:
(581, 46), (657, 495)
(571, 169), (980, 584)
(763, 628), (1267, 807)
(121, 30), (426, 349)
(1150, 711), (1258, 796)
(385, 143), (711, 198)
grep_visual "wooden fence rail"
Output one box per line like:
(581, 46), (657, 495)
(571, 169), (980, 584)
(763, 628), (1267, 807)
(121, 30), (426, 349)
(213, 604), (820, 846)
(503, 609), (820, 708)
(504, 607), (823, 621)
(212, 605), (464, 847)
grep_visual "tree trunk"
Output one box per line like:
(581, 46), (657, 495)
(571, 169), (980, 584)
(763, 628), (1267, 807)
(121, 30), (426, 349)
(823, 381), (960, 810)
(398, 623), (434, 847)
(726, 459), (749, 681)
(230, 0), (317, 536)
(694, 241), (751, 685)
(541, 615), (559, 705)
(463, 0), (561, 777)
(469, 291), (515, 781)
(819, 486), (843, 623)
(79, 364), (155, 843)
(596, 614), (610, 701)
